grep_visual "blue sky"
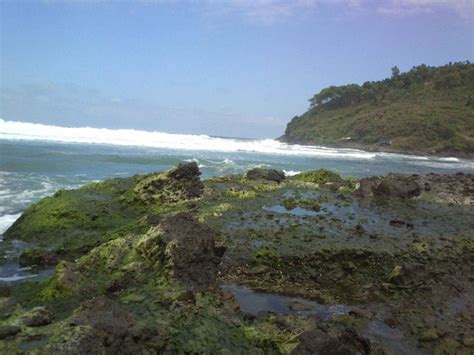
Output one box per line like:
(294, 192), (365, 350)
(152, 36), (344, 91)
(1, 0), (473, 138)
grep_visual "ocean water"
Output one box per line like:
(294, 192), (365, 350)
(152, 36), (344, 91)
(1, 119), (474, 233)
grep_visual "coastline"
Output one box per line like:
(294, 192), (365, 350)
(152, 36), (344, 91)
(278, 136), (474, 160)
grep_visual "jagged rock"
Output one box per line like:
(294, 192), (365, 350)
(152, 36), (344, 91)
(246, 168), (285, 183)
(353, 177), (379, 197)
(160, 213), (224, 290)
(19, 247), (59, 267)
(0, 325), (21, 339)
(135, 162), (204, 203)
(373, 176), (421, 198)
(291, 329), (371, 354)
(20, 306), (53, 327)
(57, 261), (82, 290)
(71, 296), (135, 337)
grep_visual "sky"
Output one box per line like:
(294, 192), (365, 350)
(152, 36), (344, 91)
(0, 0), (473, 139)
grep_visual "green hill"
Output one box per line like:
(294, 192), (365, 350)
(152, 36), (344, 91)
(280, 62), (474, 157)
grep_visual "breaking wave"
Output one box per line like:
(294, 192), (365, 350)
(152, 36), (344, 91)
(0, 119), (376, 159)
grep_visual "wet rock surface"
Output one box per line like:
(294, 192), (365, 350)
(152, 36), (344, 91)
(246, 168), (286, 183)
(291, 329), (371, 355)
(20, 306), (53, 327)
(160, 212), (224, 290)
(71, 296), (135, 337)
(354, 172), (474, 204)
(1, 165), (473, 354)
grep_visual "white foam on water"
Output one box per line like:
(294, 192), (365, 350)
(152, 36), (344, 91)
(0, 274), (35, 282)
(438, 157), (460, 162)
(0, 213), (22, 236)
(0, 119), (376, 159)
(283, 170), (301, 177)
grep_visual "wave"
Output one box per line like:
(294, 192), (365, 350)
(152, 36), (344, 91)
(0, 119), (376, 160)
(0, 213), (22, 236)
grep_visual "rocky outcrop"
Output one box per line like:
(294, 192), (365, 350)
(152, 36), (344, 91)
(71, 296), (135, 337)
(246, 168), (285, 183)
(160, 213), (225, 290)
(134, 162), (204, 203)
(373, 175), (421, 198)
(354, 173), (474, 204)
(19, 307), (53, 327)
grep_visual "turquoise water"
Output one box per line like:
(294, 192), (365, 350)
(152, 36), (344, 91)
(0, 134), (473, 227)
(0, 134), (473, 284)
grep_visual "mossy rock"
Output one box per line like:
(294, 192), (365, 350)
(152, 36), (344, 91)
(291, 169), (347, 184)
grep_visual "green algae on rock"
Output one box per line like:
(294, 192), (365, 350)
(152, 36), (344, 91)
(1, 164), (473, 354)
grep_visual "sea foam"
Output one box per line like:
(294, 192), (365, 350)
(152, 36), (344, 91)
(0, 119), (375, 159)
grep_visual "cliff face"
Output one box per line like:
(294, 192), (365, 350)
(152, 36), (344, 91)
(280, 62), (474, 157)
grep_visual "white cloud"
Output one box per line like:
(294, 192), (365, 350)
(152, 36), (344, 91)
(201, 0), (473, 23)
(40, 0), (473, 22)
(376, 0), (473, 19)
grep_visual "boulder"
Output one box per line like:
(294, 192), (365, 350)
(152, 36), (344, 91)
(353, 177), (380, 197)
(160, 213), (224, 290)
(246, 168), (285, 183)
(373, 176), (421, 198)
(20, 306), (53, 327)
(134, 162), (204, 204)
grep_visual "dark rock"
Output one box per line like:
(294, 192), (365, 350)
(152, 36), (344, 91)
(21, 307), (53, 327)
(291, 329), (371, 355)
(386, 263), (432, 287)
(71, 296), (135, 337)
(0, 325), (21, 339)
(349, 307), (372, 319)
(167, 162), (204, 199)
(160, 213), (224, 290)
(0, 286), (11, 298)
(353, 177), (379, 197)
(19, 247), (60, 267)
(214, 245), (227, 258)
(373, 176), (421, 198)
(389, 219), (413, 229)
(176, 290), (196, 304)
(136, 162), (204, 204)
(383, 317), (398, 328)
(246, 168), (285, 183)
(288, 301), (313, 312)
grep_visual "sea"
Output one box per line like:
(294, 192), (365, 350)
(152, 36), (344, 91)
(1, 118), (474, 237)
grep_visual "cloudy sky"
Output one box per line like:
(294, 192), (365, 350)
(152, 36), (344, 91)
(1, 0), (473, 138)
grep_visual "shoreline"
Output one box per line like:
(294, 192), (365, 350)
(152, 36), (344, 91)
(278, 136), (474, 160)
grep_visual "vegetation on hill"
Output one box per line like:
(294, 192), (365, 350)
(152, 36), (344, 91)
(280, 62), (474, 157)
